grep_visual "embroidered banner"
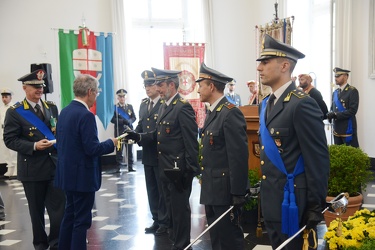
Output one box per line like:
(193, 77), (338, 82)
(163, 43), (206, 128)
(58, 28), (114, 129)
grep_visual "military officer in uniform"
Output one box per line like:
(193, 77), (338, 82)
(0, 88), (17, 178)
(3, 69), (66, 250)
(110, 89), (137, 172)
(298, 74), (328, 120)
(134, 70), (169, 234)
(256, 34), (329, 249)
(197, 63), (249, 250)
(126, 68), (199, 250)
(327, 67), (359, 147)
(225, 79), (242, 106)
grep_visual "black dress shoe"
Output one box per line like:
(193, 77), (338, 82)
(128, 167), (136, 172)
(154, 226), (168, 236)
(145, 223), (159, 233)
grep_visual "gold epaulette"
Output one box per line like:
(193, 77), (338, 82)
(284, 89), (308, 102)
(216, 102), (236, 112)
(11, 102), (22, 109)
(44, 100), (56, 109)
(175, 98), (188, 104)
(347, 85), (356, 91)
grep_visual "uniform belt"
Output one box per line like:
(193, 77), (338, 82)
(333, 131), (352, 138)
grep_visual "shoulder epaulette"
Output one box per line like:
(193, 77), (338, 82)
(45, 100), (56, 106)
(178, 97), (188, 104)
(347, 85), (356, 91)
(10, 102), (22, 109)
(223, 102), (236, 110)
(284, 89), (308, 102)
(142, 98), (148, 103)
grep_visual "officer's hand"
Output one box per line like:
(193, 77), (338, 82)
(305, 205), (324, 229)
(125, 131), (141, 143)
(326, 112), (337, 123)
(232, 195), (246, 209)
(36, 139), (54, 150)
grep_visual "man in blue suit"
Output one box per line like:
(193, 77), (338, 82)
(54, 74), (117, 250)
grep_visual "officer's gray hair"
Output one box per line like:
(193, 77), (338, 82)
(166, 77), (180, 89)
(73, 74), (99, 97)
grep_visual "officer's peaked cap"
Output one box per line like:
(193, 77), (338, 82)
(195, 63), (233, 85)
(256, 34), (305, 62)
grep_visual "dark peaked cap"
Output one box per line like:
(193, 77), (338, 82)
(141, 70), (156, 85)
(18, 69), (46, 87)
(256, 34), (305, 62)
(333, 67), (350, 76)
(195, 63), (233, 84)
(151, 68), (181, 83)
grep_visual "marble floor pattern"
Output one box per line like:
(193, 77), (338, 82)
(0, 162), (374, 249)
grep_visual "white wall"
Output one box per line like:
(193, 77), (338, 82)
(0, 0), (114, 140)
(1, 0), (373, 157)
(209, 0), (276, 104)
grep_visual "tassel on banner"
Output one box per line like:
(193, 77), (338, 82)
(79, 27), (90, 47)
(288, 192), (299, 236)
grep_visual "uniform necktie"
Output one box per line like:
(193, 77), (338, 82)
(338, 88), (342, 95)
(266, 94), (276, 118)
(148, 100), (154, 112)
(35, 104), (44, 120)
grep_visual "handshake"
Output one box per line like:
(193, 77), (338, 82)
(326, 112), (337, 123)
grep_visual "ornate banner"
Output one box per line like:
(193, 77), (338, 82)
(256, 17), (294, 99)
(163, 43), (206, 128)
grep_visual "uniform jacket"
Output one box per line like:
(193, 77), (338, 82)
(135, 97), (162, 167)
(225, 93), (242, 106)
(111, 103), (136, 136)
(142, 94), (199, 182)
(258, 83), (329, 223)
(308, 88), (328, 120)
(54, 100), (115, 192)
(330, 84), (359, 136)
(3, 99), (58, 181)
(200, 97), (249, 206)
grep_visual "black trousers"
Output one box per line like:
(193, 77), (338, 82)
(205, 205), (244, 250)
(116, 143), (133, 166)
(333, 133), (359, 148)
(144, 164), (168, 227)
(161, 179), (192, 250)
(22, 180), (66, 250)
(264, 221), (318, 250)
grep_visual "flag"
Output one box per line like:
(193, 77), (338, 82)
(58, 29), (114, 129)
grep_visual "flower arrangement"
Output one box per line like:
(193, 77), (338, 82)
(324, 208), (375, 249)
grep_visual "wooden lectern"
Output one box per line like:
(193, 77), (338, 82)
(239, 105), (260, 172)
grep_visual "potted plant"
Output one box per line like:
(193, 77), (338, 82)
(242, 168), (261, 225)
(325, 144), (373, 225)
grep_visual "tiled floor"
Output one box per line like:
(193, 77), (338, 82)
(0, 162), (373, 249)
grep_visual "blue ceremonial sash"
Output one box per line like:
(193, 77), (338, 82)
(15, 103), (56, 149)
(333, 90), (353, 143)
(260, 96), (304, 237)
(226, 95), (236, 105)
(115, 105), (130, 121)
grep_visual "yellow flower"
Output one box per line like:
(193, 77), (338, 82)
(324, 209), (375, 249)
